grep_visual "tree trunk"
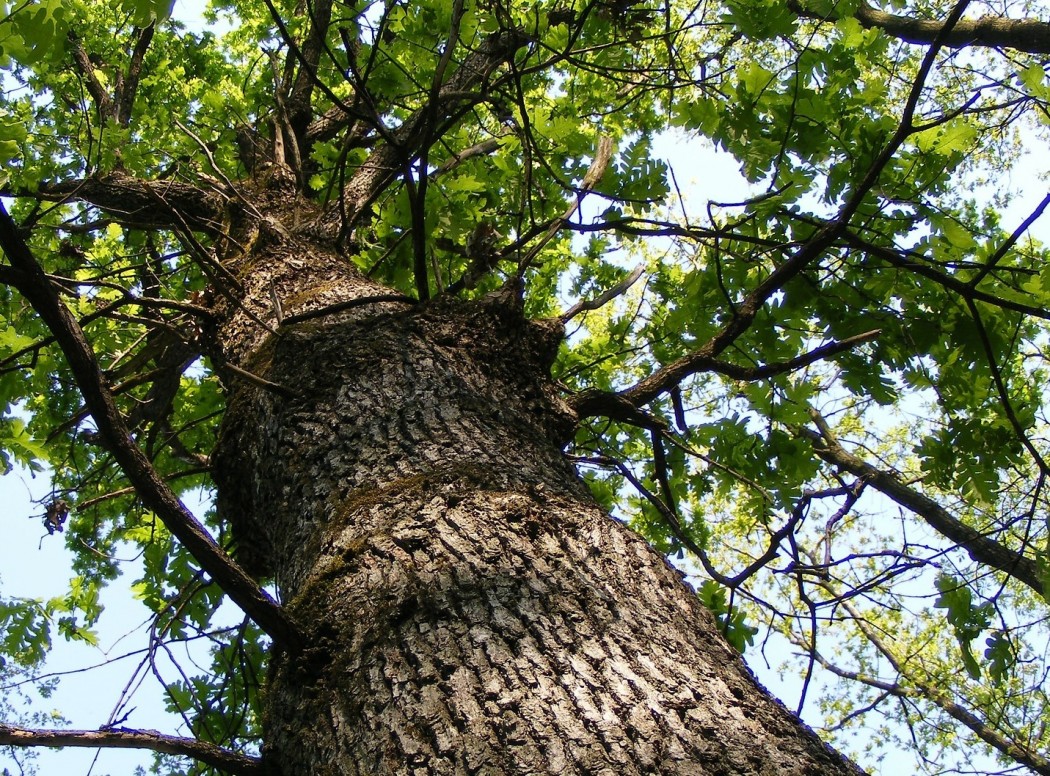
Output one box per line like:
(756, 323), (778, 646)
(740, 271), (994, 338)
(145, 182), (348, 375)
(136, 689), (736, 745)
(210, 222), (865, 775)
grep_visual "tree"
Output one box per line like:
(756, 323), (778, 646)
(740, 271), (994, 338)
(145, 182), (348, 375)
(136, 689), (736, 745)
(0, 0), (1048, 772)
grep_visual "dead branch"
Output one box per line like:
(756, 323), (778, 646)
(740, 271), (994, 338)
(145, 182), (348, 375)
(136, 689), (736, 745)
(561, 263), (645, 322)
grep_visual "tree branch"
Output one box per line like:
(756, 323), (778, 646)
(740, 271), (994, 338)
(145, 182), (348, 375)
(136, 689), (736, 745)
(789, 0), (1050, 55)
(832, 595), (1050, 775)
(799, 409), (1044, 597)
(116, 22), (157, 126)
(561, 262), (646, 322)
(572, 330), (882, 420)
(408, 0), (468, 301)
(0, 724), (261, 775)
(574, 2), (966, 415)
(433, 137), (504, 176)
(34, 173), (226, 235)
(516, 134), (615, 276)
(286, 0), (335, 136)
(963, 297), (1050, 476)
(0, 203), (302, 651)
(67, 32), (115, 121)
(840, 228), (1050, 322)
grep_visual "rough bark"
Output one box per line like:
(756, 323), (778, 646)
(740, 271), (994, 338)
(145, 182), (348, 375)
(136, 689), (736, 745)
(209, 221), (866, 775)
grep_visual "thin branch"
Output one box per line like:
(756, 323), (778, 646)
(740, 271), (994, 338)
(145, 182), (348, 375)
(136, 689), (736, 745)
(831, 594), (1050, 776)
(0, 724), (261, 775)
(842, 228), (1050, 322)
(326, 30), (530, 235)
(74, 467), (209, 511)
(409, 0), (468, 301)
(433, 137), (504, 176)
(67, 32), (115, 120)
(799, 409), (1044, 596)
(516, 135), (614, 276)
(117, 22), (157, 126)
(281, 293), (416, 325)
(608, 442), (795, 590)
(561, 263), (645, 322)
(259, 0), (356, 125)
(222, 362), (298, 399)
(575, 2), (968, 414)
(172, 119), (255, 213)
(573, 330), (882, 420)
(306, 29), (530, 241)
(963, 297), (1050, 475)
(286, 0), (336, 133)
(968, 190), (1050, 289)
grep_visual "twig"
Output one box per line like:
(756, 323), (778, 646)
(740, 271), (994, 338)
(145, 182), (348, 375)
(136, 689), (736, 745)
(223, 362), (298, 399)
(561, 263), (645, 322)
(281, 293), (416, 325)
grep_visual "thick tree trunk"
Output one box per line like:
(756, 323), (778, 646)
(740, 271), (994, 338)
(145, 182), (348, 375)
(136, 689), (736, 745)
(211, 225), (865, 775)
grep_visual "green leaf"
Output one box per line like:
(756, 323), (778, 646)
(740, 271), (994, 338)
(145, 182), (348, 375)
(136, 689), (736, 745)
(697, 581), (758, 653)
(984, 631), (1014, 686)
(940, 219), (976, 250)
(934, 574), (992, 678)
(0, 598), (52, 666)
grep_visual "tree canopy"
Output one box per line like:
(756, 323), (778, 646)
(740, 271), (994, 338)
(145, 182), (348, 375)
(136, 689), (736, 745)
(1, 0), (1049, 772)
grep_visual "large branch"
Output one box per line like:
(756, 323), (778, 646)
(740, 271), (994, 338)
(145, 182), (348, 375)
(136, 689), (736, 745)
(788, 0), (1050, 54)
(34, 173), (226, 235)
(0, 204), (302, 651)
(286, 0), (335, 134)
(799, 410), (1044, 597)
(305, 103), (371, 145)
(0, 724), (261, 775)
(116, 23), (157, 126)
(67, 32), (115, 121)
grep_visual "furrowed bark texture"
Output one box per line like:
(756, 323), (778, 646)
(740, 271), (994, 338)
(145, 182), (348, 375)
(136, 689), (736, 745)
(211, 232), (865, 775)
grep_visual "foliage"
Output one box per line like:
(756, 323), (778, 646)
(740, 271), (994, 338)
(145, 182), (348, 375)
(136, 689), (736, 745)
(0, 0), (1049, 772)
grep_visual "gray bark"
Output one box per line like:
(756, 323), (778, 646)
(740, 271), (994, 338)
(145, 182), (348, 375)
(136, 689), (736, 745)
(210, 230), (866, 775)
